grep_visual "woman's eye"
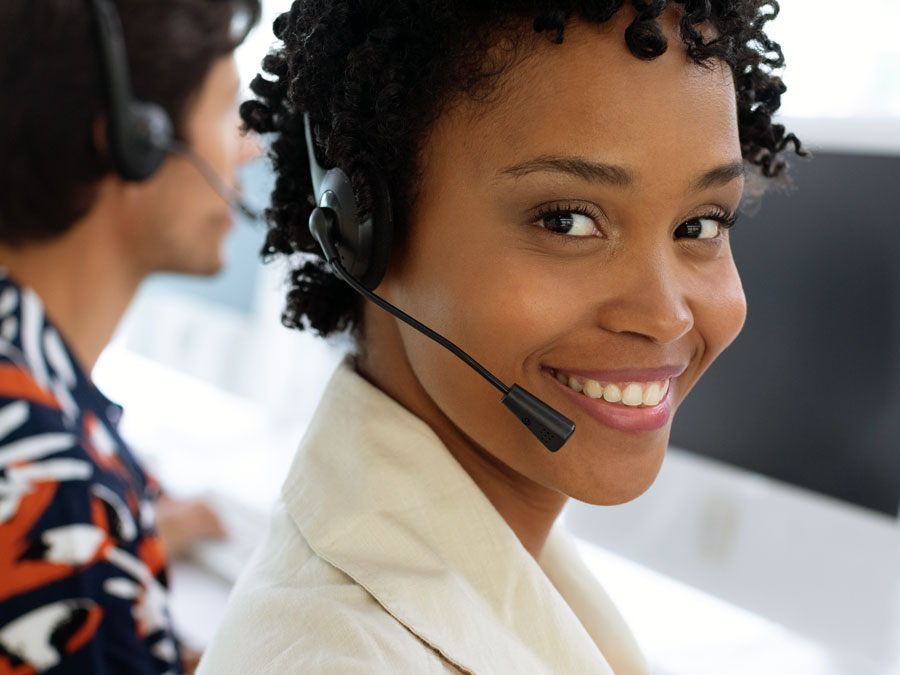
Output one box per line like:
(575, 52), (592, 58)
(675, 217), (722, 240)
(538, 211), (598, 237)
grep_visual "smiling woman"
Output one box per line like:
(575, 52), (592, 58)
(197, 2), (802, 673)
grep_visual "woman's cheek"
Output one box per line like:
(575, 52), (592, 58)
(697, 258), (747, 368)
(475, 258), (582, 358)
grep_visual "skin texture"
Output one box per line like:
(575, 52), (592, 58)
(0, 56), (258, 372)
(359, 10), (747, 558)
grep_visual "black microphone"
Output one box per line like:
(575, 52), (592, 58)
(168, 140), (260, 221)
(308, 207), (576, 452)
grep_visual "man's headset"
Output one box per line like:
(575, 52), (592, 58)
(86, 0), (257, 219)
(303, 116), (576, 452)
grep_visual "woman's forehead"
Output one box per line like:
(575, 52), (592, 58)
(425, 16), (740, 197)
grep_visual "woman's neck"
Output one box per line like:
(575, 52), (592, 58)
(357, 304), (568, 559)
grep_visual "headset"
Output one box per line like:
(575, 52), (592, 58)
(304, 116), (576, 452)
(86, 0), (257, 219)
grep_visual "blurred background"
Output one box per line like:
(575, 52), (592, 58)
(91, 2), (900, 674)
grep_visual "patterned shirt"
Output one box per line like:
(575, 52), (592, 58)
(0, 270), (182, 674)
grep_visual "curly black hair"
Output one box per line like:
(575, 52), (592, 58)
(242, 0), (803, 338)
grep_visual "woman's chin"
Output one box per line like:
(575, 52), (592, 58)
(556, 435), (669, 506)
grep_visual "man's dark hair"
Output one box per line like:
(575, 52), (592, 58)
(241, 0), (804, 339)
(0, 0), (261, 245)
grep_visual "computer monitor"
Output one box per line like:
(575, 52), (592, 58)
(671, 148), (900, 515)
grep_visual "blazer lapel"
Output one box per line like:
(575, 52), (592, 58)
(283, 363), (619, 674)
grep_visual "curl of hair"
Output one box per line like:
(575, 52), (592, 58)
(244, 0), (804, 337)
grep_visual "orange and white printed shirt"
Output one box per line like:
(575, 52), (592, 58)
(0, 270), (181, 674)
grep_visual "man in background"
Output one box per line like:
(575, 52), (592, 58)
(0, 0), (260, 671)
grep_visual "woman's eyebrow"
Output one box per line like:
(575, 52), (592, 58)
(496, 155), (745, 191)
(498, 156), (633, 186)
(690, 160), (745, 192)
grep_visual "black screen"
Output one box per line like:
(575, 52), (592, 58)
(671, 151), (900, 515)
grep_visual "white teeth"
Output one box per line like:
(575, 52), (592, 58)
(602, 384), (622, 403)
(642, 382), (662, 406)
(583, 380), (604, 399)
(557, 372), (671, 408)
(622, 384), (643, 407)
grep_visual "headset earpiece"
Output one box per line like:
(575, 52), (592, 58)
(304, 114), (393, 290)
(106, 100), (173, 181)
(89, 0), (174, 181)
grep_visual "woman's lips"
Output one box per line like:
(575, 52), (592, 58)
(543, 365), (682, 433)
(553, 364), (687, 383)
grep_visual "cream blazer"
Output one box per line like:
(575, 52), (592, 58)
(197, 362), (649, 674)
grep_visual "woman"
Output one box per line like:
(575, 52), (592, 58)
(199, 1), (801, 673)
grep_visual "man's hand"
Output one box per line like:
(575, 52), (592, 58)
(154, 495), (226, 558)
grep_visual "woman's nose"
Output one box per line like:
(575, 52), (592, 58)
(592, 251), (694, 345)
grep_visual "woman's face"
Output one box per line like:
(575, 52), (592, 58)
(378, 13), (746, 505)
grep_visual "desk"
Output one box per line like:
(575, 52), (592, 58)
(565, 448), (900, 675)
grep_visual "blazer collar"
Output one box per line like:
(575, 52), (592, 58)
(282, 361), (644, 674)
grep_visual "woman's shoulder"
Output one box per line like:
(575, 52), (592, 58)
(197, 500), (460, 675)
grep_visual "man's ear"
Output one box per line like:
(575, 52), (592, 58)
(91, 116), (145, 211)
(92, 116), (109, 158)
